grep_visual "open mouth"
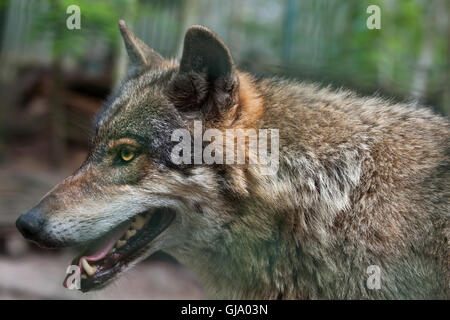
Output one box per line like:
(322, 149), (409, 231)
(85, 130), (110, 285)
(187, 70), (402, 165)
(63, 207), (176, 292)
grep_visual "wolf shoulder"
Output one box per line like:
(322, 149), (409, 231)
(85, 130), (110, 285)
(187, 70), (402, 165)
(255, 77), (449, 167)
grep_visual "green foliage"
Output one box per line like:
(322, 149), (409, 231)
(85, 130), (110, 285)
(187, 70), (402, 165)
(31, 0), (132, 59)
(6, 0), (447, 114)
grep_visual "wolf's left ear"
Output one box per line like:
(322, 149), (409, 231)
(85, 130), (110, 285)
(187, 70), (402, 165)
(119, 20), (163, 73)
(169, 26), (239, 118)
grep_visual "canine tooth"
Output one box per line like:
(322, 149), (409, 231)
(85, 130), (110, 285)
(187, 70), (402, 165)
(81, 274), (87, 279)
(81, 258), (97, 276)
(108, 247), (116, 254)
(131, 216), (145, 230)
(125, 229), (136, 239)
(116, 240), (126, 248)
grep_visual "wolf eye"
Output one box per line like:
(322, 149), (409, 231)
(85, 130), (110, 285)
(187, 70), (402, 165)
(120, 149), (135, 162)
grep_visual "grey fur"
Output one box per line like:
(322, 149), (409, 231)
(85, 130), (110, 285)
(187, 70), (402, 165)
(16, 22), (449, 299)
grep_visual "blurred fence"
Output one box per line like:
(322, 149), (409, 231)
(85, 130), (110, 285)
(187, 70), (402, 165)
(1, 0), (449, 108)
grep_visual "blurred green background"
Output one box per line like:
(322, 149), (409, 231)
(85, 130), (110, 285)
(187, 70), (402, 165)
(0, 0), (448, 299)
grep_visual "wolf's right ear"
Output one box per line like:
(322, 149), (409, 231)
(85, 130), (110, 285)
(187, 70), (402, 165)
(118, 20), (163, 73)
(168, 25), (239, 119)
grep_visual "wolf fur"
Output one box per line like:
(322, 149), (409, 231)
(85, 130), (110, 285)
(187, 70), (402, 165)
(17, 21), (449, 299)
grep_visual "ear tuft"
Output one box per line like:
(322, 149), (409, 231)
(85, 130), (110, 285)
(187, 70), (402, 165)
(118, 20), (163, 71)
(180, 25), (234, 79)
(170, 25), (238, 119)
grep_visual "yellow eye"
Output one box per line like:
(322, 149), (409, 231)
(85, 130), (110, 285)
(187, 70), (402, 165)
(120, 149), (135, 162)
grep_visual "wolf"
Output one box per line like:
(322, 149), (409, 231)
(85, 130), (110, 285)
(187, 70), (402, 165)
(16, 20), (449, 299)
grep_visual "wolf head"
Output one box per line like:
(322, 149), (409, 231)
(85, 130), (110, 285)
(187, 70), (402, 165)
(16, 21), (269, 292)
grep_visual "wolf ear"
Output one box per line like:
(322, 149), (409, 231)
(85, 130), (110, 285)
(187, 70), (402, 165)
(169, 26), (239, 118)
(118, 20), (163, 73)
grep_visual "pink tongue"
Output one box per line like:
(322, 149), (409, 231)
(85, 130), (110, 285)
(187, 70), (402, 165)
(63, 223), (130, 288)
(78, 224), (129, 268)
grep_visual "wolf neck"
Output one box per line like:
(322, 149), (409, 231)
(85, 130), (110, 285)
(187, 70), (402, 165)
(179, 217), (309, 299)
(177, 73), (362, 299)
(185, 73), (359, 299)
(181, 159), (354, 299)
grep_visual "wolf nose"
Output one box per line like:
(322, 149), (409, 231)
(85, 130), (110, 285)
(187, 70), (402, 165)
(16, 207), (45, 241)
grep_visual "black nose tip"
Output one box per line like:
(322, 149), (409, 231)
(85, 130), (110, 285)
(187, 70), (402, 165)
(16, 207), (45, 241)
